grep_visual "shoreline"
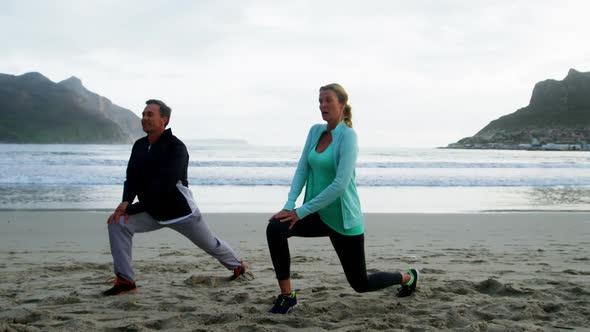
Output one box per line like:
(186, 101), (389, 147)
(2, 208), (590, 213)
(1, 211), (589, 330)
(4, 185), (590, 213)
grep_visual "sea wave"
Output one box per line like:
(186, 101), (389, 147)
(2, 158), (590, 169)
(2, 174), (590, 187)
(2, 145), (590, 188)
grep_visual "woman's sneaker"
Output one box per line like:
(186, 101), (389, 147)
(103, 277), (137, 296)
(268, 291), (297, 314)
(397, 268), (419, 298)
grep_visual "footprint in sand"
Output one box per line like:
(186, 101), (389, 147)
(183, 271), (255, 288)
(474, 278), (530, 297)
(143, 316), (180, 330)
(0, 308), (46, 324)
(41, 295), (81, 305)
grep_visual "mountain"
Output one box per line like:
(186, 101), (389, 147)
(0, 72), (144, 143)
(450, 68), (590, 148)
(58, 76), (144, 140)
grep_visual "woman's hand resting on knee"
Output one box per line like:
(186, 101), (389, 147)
(269, 209), (300, 230)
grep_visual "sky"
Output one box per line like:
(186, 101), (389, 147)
(2, 0), (590, 147)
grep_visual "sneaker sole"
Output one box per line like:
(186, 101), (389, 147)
(114, 287), (138, 296)
(269, 304), (296, 314)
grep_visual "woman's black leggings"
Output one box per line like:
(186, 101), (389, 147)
(266, 213), (402, 293)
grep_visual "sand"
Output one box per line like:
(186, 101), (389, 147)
(0, 211), (589, 331)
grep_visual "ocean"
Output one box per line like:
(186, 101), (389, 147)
(1, 143), (589, 213)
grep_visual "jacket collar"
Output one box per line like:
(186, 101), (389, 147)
(147, 128), (173, 145)
(324, 121), (346, 134)
(161, 128), (173, 139)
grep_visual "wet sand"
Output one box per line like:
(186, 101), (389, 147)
(1, 211), (589, 331)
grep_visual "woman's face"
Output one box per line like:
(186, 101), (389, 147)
(319, 89), (345, 124)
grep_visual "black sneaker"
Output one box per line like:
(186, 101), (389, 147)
(230, 261), (247, 280)
(268, 291), (297, 314)
(397, 268), (419, 298)
(103, 277), (137, 296)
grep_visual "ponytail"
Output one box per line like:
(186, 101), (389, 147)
(343, 105), (353, 128)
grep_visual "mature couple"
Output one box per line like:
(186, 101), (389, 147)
(104, 84), (419, 314)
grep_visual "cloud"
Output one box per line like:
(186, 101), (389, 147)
(2, 0), (590, 147)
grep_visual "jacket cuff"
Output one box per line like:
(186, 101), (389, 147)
(283, 201), (295, 211)
(295, 206), (311, 219)
(125, 202), (144, 215)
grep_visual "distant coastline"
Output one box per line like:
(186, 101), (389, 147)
(184, 138), (249, 145)
(0, 138), (249, 146)
(445, 140), (590, 151)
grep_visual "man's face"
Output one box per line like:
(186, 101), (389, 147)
(141, 104), (167, 134)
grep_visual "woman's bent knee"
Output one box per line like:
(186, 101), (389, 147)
(351, 283), (369, 293)
(266, 219), (285, 238)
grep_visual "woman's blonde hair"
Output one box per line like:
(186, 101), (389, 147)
(319, 83), (352, 128)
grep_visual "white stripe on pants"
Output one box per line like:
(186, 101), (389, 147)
(108, 212), (242, 282)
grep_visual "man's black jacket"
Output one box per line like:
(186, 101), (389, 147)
(122, 128), (192, 220)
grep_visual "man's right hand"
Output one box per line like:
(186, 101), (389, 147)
(107, 201), (129, 224)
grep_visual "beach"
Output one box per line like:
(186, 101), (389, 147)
(1, 211), (589, 331)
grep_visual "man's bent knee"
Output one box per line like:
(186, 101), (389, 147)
(108, 218), (132, 234)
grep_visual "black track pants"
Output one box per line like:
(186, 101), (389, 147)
(266, 213), (402, 293)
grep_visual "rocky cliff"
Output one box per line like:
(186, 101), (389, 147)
(451, 69), (590, 147)
(0, 72), (144, 143)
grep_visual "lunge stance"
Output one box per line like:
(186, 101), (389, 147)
(266, 84), (418, 313)
(104, 99), (246, 295)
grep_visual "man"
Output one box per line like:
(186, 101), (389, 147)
(104, 99), (246, 296)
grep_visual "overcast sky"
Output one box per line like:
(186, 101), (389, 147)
(2, 1), (589, 147)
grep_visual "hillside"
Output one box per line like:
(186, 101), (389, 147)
(450, 69), (590, 149)
(0, 72), (144, 143)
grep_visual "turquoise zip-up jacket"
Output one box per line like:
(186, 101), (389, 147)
(283, 121), (364, 230)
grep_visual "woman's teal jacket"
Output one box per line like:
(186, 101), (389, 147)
(283, 121), (364, 230)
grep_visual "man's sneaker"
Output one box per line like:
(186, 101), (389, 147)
(230, 261), (247, 280)
(268, 291), (297, 314)
(103, 277), (137, 296)
(397, 268), (419, 298)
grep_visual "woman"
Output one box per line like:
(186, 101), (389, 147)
(266, 83), (419, 314)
